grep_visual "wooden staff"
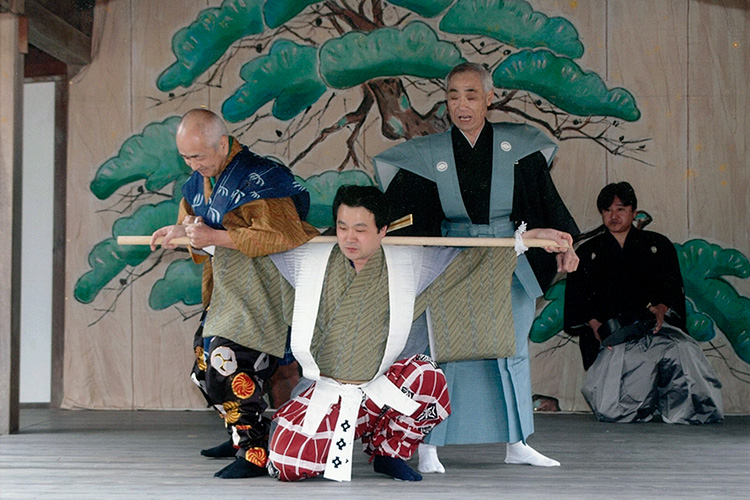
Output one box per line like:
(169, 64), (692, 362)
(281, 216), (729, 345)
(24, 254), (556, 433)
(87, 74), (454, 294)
(117, 235), (565, 248)
(117, 213), (568, 249)
(118, 225), (567, 250)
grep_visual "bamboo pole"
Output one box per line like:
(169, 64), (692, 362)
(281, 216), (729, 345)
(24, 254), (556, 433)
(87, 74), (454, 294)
(117, 234), (567, 249)
(116, 212), (567, 249)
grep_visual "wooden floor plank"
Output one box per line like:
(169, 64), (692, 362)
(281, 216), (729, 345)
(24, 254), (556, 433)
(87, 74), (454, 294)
(0, 409), (747, 499)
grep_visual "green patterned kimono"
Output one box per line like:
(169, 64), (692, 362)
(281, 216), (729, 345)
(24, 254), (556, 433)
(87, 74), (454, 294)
(204, 243), (518, 382)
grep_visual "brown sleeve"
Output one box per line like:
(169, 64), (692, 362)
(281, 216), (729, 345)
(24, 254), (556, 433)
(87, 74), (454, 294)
(222, 197), (319, 258)
(176, 198), (211, 305)
(178, 198), (210, 266)
(177, 198), (193, 224)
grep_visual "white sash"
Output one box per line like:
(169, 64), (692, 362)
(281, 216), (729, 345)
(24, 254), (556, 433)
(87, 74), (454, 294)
(288, 244), (420, 481)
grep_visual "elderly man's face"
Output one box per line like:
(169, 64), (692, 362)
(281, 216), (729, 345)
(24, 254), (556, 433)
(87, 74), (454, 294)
(601, 196), (636, 235)
(446, 70), (494, 143)
(176, 131), (228, 178)
(336, 204), (387, 272)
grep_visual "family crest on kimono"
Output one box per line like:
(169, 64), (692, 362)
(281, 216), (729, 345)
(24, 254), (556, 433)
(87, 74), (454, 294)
(564, 182), (724, 424)
(375, 62), (579, 473)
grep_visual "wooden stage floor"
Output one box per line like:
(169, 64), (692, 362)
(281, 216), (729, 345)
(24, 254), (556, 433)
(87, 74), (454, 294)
(0, 409), (747, 499)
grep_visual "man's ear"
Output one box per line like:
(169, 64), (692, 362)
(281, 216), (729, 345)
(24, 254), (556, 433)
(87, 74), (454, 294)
(379, 225), (388, 237)
(219, 135), (230, 154)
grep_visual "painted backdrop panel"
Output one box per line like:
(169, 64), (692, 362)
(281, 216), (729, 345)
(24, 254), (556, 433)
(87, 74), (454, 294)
(528, 0), (608, 413)
(64, 0), (750, 413)
(64, 0), (136, 408)
(129, 0), (211, 409)
(687, 0), (750, 413)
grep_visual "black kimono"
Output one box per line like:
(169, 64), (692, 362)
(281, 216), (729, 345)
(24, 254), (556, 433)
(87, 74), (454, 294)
(565, 227), (687, 368)
(383, 124), (579, 292)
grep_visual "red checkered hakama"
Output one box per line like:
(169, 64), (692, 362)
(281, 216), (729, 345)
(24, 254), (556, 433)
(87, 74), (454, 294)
(269, 354), (450, 481)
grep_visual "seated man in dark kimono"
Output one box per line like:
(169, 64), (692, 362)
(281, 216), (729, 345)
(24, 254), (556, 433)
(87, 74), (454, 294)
(564, 182), (723, 424)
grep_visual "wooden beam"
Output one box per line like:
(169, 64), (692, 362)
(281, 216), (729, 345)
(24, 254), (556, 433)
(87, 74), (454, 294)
(24, 45), (67, 78)
(49, 75), (69, 408)
(0, 12), (24, 435)
(25, 0), (90, 65)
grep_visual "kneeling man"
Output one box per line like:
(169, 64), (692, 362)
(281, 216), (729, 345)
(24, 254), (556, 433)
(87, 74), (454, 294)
(564, 182), (723, 424)
(267, 186), (455, 482)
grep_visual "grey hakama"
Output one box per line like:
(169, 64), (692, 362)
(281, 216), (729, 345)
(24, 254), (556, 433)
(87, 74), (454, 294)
(582, 324), (724, 424)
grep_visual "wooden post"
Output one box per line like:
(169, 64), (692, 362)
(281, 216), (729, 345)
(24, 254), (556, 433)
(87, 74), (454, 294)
(0, 11), (24, 435)
(49, 74), (69, 409)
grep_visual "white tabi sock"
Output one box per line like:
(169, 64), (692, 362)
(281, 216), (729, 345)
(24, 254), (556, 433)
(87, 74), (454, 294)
(417, 443), (445, 474)
(505, 441), (560, 467)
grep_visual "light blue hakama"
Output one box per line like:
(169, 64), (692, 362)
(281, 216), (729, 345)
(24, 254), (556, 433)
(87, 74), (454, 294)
(374, 122), (558, 445)
(425, 274), (534, 444)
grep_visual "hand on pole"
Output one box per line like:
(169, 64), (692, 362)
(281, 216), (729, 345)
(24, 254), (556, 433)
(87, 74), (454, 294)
(523, 228), (579, 272)
(150, 223), (187, 251)
(184, 216), (218, 249)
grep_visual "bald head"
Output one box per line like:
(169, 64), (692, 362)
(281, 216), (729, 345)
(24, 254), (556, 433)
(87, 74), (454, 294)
(176, 109), (230, 177)
(177, 108), (228, 149)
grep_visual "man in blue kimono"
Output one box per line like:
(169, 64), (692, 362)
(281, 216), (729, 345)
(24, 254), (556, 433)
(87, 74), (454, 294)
(150, 108), (318, 478)
(375, 62), (579, 472)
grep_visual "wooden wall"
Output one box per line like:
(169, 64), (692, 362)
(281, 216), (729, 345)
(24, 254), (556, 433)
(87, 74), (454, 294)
(63, 0), (750, 413)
